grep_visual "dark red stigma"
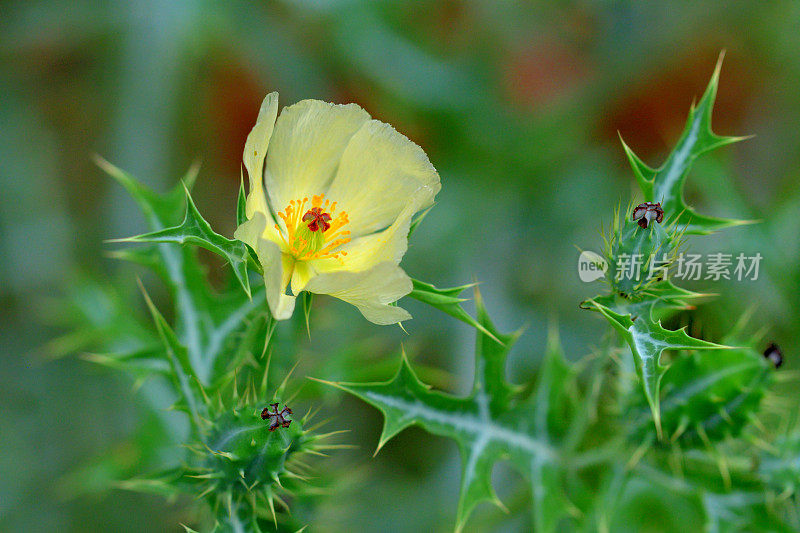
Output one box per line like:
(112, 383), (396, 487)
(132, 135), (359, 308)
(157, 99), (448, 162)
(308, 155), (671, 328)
(302, 207), (332, 232)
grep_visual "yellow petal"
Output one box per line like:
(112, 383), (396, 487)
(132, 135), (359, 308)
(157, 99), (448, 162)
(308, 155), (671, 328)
(303, 262), (413, 325)
(243, 92), (279, 219)
(290, 260), (315, 295)
(325, 119), (440, 237)
(264, 100), (370, 215)
(311, 204), (415, 274)
(234, 212), (295, 320)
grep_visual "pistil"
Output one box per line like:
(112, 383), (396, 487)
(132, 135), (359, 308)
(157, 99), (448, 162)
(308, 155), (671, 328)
(276, 194), (350, 261)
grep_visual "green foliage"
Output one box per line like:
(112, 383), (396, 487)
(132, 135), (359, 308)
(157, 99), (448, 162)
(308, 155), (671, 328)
(583, 58), (752, 434)
(322, 293), (585, 532)
(55, 57), (800, 533)
(761, 431), (800, 502)
(409, 279), (501, 343)
(111, 182), (258, 298)
(330, 58), (800, 533)
(63, 161), (336, 531)
(628, 344), (772, 445)
(587, 297), (728, 436)
(574, 59), (796, 533)
(619, 54), (752, 236)
(179, 401), (327, 532)
(95, 156), (269, 387)
(603, 206), (682, 295)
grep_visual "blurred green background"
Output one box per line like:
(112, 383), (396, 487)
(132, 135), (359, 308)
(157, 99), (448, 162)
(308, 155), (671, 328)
(2, 1), (799, 531)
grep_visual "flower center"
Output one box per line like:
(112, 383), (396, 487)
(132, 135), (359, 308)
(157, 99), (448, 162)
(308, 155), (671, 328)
(302, 207), (331, 233)
(275, 195), (350, 261)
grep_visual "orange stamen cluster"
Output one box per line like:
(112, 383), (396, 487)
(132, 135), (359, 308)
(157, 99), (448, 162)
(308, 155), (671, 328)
(275, 194), (350, 261)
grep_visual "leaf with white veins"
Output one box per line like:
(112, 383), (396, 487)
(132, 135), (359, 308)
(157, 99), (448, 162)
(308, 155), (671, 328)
(587, 298), (729, 437)
(619, 53), (753, 235)
(111, 184), (256, 298)
(320, 292), (580, 532)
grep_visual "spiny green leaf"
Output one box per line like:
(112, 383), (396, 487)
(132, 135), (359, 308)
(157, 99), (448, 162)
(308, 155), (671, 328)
(473, 289), (522, 415)
(629, 346), (772, 444)
(105, 245), (168, 280)
(112, 184), (255, 298)
(585, 279), (709, 321)
(100, 158), (212, 381)
(409, 279), (502, 344)
(620, 54), (753, 235)
(527, 327), (576, 532)
(47, 276), (159, 359)
(584, 61), (752, 443)
(588, 298), (729, 438)
(139, 284), (195, 383)
(55, 411), (171, 500)
(701, 491), (790, 533)
(760, 431), (800, 498)
(101, 160), (269, 386)
(531, 327), (574, 441)
(209, 296), (271, 392)
(633, 460), (792, 533)
(321, 306), (582, 531)
(320, 352), (539, 531)
(586, 465), (630, 532)
(139, 282), (206, 427)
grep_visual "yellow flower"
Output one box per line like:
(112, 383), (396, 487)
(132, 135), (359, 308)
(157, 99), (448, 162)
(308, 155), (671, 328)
(234, 93), (440, 325)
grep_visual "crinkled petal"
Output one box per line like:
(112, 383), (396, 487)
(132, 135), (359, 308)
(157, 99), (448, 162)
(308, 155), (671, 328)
(234, 212), (295, 320)
(264, 100), (370, 216)
(324, 119), (440, 237)
(303, 262), (413, 325)
(243, 92), (279, 219)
